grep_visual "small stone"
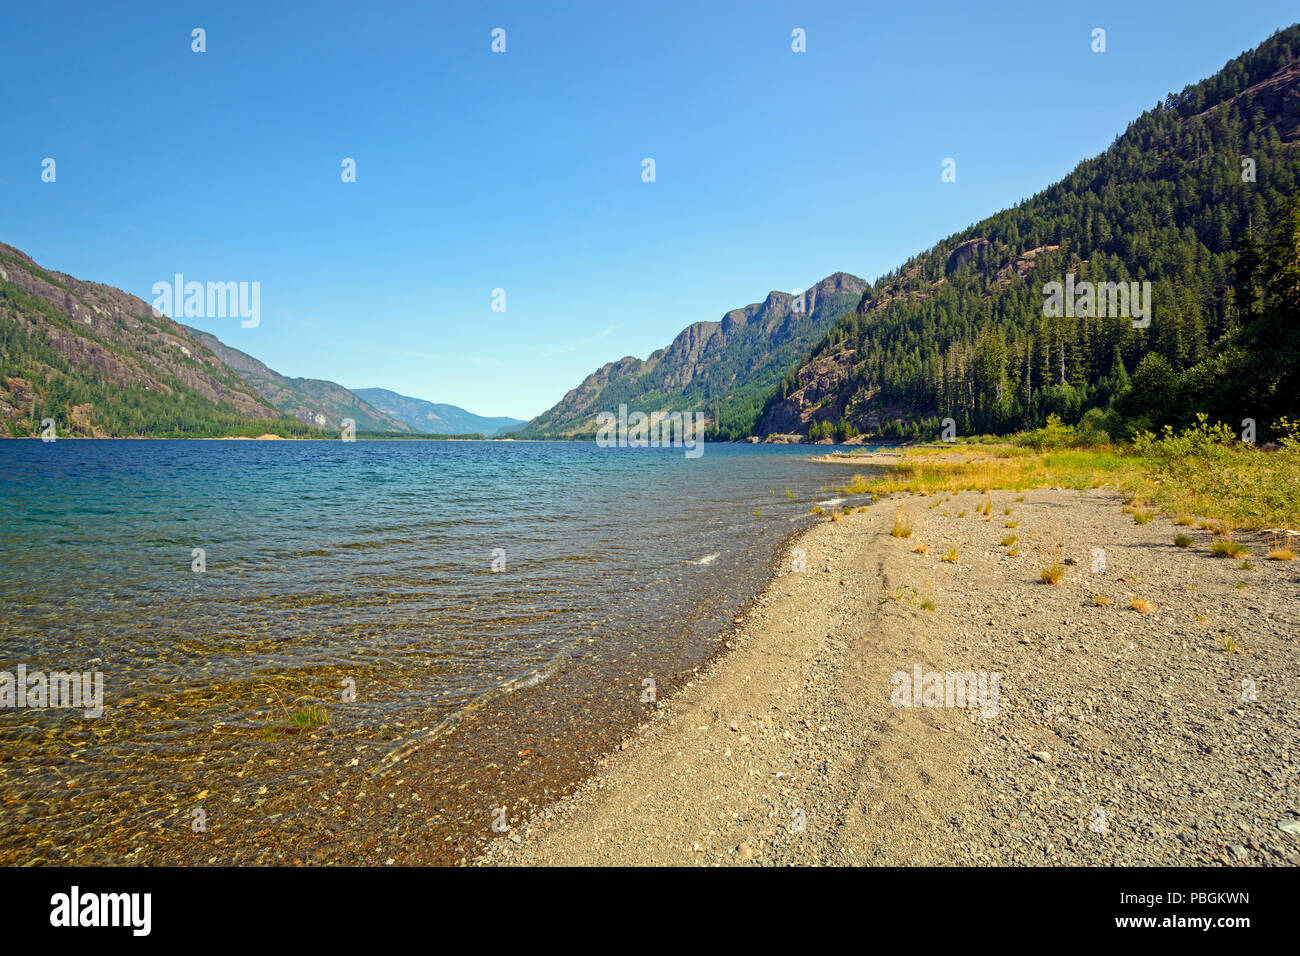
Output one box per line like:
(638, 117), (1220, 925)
(1032, 751), (1053, 763)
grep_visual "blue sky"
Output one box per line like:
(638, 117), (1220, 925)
(3, 1), (1296, 419)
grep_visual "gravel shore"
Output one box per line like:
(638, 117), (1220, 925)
(479, 488), (1300, 866)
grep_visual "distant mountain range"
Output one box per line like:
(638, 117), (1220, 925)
(352, 388), (524, 436)
(188, 329), (412, 433)
(518, 29), (1299, 445)
(6, 27), (1296, 444)
(0, 243), (516, 438)
(518, 272), (867, 439)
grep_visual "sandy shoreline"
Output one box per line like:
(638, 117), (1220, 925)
(479, 487), (1300, 865)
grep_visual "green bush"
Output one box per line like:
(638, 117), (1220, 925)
(1019, 414), (1075, 451)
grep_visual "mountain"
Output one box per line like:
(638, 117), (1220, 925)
(352, 388), (525, 436)
(0, 242), (420, 438)
(755, 26), (1300, 442)
(520, 271), (868, 439)
(0, 242), (315, 438)
(189, 330), (411, 433)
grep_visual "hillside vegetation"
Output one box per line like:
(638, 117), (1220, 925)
(518, 272), (866, 439)
(0, 245), (321, 438)
(758, 26), (1300, 444)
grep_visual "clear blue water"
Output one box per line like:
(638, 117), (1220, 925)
(0, 439), (863, 861)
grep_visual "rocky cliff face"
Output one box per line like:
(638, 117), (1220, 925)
(521, 271), (867, 436)
(753, 263), (953, 438)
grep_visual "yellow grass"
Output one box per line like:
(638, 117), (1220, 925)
(1040, 529), (1066, 586)
(833, 439), (1298, 530)
(1267, 533), (1295, 560)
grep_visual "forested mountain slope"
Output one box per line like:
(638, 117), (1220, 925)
(0, 243), (315, 438)
(756, 26), (1300, 442)
(520, 271), (867, 438)
(190, 331), (411, 433)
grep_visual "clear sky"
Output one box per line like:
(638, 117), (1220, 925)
(2, 1), (1296, 418)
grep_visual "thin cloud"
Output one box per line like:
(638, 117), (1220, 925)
(536, 324), (619, 357)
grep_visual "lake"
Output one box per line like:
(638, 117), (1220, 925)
(0, 439), (863, 863)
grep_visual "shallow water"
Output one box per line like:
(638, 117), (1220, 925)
(0, 439), (866, 861)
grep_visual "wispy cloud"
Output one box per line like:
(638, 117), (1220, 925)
(536, 324), (618, 357)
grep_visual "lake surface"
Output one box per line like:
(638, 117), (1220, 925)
(0, 439), (866, 863)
